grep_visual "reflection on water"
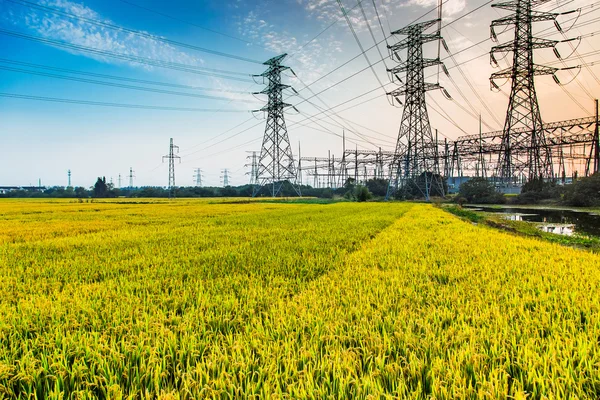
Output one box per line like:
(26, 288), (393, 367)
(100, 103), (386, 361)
(537, 224), (575, 236)
(465, 206), (600, 237)
(502, 213), (535, 221)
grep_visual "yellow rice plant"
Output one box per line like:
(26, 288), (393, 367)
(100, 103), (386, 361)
(0, 199), (598, 398)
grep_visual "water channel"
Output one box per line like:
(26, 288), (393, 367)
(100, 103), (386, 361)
(465, 206), (600, 237)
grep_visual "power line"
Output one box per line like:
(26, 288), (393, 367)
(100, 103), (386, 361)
(295, 0), (492, 109)
(336, 0), (388, 95)
(296, 0), (454, 94)
(178, 117), (257, 157)
(441, 28), (503, 128)
(370, 0), (389, 43)
(146, 0), (598, 167)
(0, 92), (249, 112)
(0, 58), (253, 94)
(0, 29), (255, 82)
(0, 65), (260, 103)
(118, 0), (252, 45)
(288, 0), (373, 60)
(357, 0), (389, 68)
(6, 0), (262, 64)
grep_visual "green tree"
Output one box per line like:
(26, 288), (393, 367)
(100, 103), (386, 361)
(458, 178), (504, 204)
(563, 173), (600, 207)
(75, 187), (88, 198)
(355, 185), (372, 202)
(93, 177), (108, 198)
(366, 178), (388, 197)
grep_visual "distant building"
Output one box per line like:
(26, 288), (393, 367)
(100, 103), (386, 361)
(446, 176), (471, 194)
(0, 186), (46, 194)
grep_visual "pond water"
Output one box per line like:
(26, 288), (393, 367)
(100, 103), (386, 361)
(465, 206), (600, 237)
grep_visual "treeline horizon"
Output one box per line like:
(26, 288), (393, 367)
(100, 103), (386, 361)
(0, 177), (392, 199)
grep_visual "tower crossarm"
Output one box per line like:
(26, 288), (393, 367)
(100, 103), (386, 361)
(253, 66), (291, 78)
(300, 157), (330, 162)
(263, 53), (288, 65)
(388, 32), (441, 52)
(253, 83), (291, 95)
(491, 10), (556, 26)
(491, 38), (558, 55)
(390, 19), (438, 36)
(344, 149), (396, 157)
(455, 116), (596, 142)
(387, 58), (442, 75)
(490, 64), (558, 80)
(253, 102), (294, 113)
(492, 0), (551, 11)
(387, 82), (441, 98)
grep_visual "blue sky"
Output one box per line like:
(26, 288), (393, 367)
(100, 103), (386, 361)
(0, 0), (598, 187)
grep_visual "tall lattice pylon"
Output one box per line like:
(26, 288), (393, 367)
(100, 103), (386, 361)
(386, 19), (447, 201)
(221, 169), (230, 187)
(162, 138), (180, 198)
(246, 151), (259, 185)
(128, 167), (135, 189)
(252, 54), (300, 197)
(490, 0), (559, 184)
(194, 168), (203, 187)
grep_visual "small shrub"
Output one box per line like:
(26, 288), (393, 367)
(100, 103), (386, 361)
(355, 185), (372, 202)
(458, 178), (504, 204)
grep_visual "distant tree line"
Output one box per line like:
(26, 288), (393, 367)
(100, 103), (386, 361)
(456, 173), (600, 207)
(5, 173), (600, 206)
(0, 176), (383, 200)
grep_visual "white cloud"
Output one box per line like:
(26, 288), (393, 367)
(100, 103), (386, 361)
(2, 0), (204, 69)
(236, 9), (344, 85)
(405, 0), (466, 16)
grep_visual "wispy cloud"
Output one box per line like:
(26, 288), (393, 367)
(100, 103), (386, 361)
(236, 9), (344, 85)
(405, 0), (466, 16)
(2, 0), (203, 69)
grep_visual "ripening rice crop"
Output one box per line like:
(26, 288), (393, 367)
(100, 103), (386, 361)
(0, 199), (598, 399)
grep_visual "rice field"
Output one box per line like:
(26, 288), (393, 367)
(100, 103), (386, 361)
(0, 199), (599, 398)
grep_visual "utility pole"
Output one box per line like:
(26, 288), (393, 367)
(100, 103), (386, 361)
(327, 150), (332, 188)
(245, 152), (258, 185)
(194, 168), (203, 187)
(128, 167), (135, 189)
(221, 169), (230, 187)
(331, 154), (336, 189)
(67, 169), (71, 187)
(314, 158), (318, 188)
(376, 147), (384, 179)
(490, 0), (561, 185)
(340, 131), (347, 187)
(386, 17), (448, 200)
(354, 145), (359, 183)
(443, 138), (449, 178)
(297, 143), (303, 186)
(162, 138), (180, 198)
(252, 54), (300, 197)
(594, 99), (599, 174)
(478, 115), (487, 178)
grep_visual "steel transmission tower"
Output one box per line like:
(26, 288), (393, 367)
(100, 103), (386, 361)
(194, 168), (203, 187)
(162, 138), (180, 198)
(246, 151), (259, 185)
(128, 167), (135, 189)
(252, 54), (301, 197)
(67, 169), (71, 187)
(490, 0), (559, 184)
(221, 169), (230, 187)
(386, 19), (447, 200)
